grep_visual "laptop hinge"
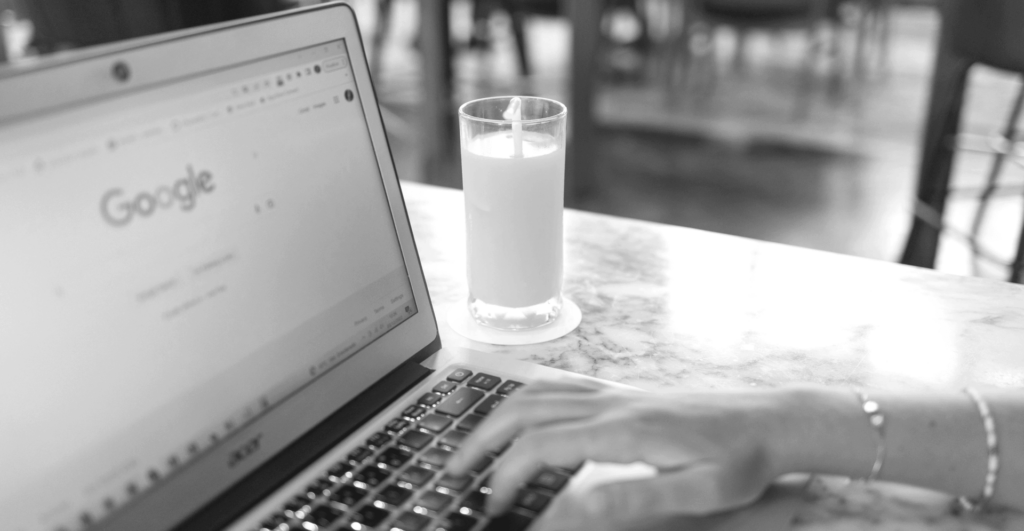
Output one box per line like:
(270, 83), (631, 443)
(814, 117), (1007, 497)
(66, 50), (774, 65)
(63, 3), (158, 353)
(408, 333), (442, 365)
(174, 359), (432, 531)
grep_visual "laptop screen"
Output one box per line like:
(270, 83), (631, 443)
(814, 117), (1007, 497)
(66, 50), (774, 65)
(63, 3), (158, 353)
(0, 39), (417, 530)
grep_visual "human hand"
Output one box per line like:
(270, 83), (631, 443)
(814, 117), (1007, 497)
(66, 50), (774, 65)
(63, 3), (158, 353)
(446, 379), (788, 531)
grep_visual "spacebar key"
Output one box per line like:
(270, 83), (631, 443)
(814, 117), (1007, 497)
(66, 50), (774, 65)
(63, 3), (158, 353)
(436, 387), (485, 417)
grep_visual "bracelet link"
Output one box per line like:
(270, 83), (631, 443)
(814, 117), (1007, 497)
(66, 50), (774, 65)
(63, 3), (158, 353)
(856, 391), (885, 482)
(955, 387), (999, 513)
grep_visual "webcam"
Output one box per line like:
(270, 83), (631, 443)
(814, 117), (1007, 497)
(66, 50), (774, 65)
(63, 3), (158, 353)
(111, 61), (131, 83)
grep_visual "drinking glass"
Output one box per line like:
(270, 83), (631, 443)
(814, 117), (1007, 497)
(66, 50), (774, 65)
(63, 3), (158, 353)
(459, 96), (567, 330)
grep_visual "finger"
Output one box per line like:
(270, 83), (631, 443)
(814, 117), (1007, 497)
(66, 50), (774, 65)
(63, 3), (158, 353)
(485, 418), (643, 515)
(517, 377), (614, 396)
(447, 392), (613, 475)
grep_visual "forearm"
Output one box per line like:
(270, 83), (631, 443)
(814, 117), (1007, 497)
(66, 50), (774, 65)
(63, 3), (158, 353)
(769, 387), (1024, 511)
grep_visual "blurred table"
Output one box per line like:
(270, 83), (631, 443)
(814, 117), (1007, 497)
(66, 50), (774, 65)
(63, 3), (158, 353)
(403, 181), (1024, 530)
(418, 0), (601, 200)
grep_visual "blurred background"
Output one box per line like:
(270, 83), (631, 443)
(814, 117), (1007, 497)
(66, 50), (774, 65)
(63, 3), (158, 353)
(1, 0), (1022, 281)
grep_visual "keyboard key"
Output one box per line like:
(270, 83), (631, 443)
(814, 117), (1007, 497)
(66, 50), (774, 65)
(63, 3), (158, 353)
(328, 462), (353, 480)
(397, 430), (433, 450)
(438, 431), (467, 450)
(435, 387), (485, 418)
(348, 446), (374, 463)
(471, 456), (493, 475)
(439, 513), (477, 531)
(393, 511), (432, 531)
(283, 496), (311, 519)
(515, 490), (552, 513)
(305, 477), (334, 498)
(419, 447), (453, 468)
(379, 447), (414, 468)
(557, 462), (584, 474)
(402, 405), (427, 419)
(495, 380), (525, 396)
(306, 505), (344, 527)
(447, 369), (473, 383)
(432, 381), (457, 394)
(456, 414), (484, 432)
(353, 505), (390, 527)
(378, 484), (414, 506)
(435, 473), (472, 493)
(473, 395), (504, 416)
(477, 474), (495, 496)
(527, 469), (569, 492)
(367, 431), (392, 448)
(418, 393), (443, 407)
(354, 465), (391, 487)
(489, 440), (512, 457)
(418, 414), (453, 433)
(460, 491), (488, 513)
(416, 491), (454, 512)
(467, 373), (501, 391)
(260, 513), (287, 530)
(398, 465), (435, 487)
(386, 418), (410, 433)
(481, 512), (533, 531)
(330, 484), (368, 507)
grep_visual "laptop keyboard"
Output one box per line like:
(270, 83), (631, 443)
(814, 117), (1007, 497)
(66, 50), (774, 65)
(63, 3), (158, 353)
(256, 368), (575, 531)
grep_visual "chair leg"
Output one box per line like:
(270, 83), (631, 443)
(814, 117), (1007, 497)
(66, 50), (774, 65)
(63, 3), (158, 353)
(504, 4), (530, 78)
(899, 52), (972, 268)
(999, 82), (1024, 283)
(970, 80), (1024, 277)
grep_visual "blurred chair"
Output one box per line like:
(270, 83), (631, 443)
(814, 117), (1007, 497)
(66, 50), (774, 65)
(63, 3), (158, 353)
(498, 0), (561, 77)
(370, 0), (563, 79)
(665, 0), (836, 116)
(900, 0), (1024, 282)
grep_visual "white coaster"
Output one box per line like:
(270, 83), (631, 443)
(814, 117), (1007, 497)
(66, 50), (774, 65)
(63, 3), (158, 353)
(447, 298), (582, 346)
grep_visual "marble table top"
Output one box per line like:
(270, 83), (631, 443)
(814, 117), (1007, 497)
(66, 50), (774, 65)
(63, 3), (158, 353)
(400, 181), (1024, 530)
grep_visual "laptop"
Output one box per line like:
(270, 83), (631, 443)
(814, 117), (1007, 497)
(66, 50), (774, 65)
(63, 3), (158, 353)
(0, 4), (802, 531)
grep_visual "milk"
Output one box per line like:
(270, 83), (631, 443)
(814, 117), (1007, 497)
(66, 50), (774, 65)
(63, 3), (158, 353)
(462, 130), (564, 310)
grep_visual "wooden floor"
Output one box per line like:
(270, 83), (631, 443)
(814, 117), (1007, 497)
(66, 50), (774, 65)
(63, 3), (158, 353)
(356, 0), (1024, 281)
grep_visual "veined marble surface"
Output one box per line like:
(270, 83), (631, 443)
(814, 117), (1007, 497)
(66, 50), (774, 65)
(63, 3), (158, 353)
(400, 181), (1024, 530)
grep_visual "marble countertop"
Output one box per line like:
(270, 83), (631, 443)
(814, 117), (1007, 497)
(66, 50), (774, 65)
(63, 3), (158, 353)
(400, 181), (1024, 530)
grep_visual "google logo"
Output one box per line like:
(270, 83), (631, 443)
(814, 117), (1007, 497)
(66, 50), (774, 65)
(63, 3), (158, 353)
(101, 165), (215, 227)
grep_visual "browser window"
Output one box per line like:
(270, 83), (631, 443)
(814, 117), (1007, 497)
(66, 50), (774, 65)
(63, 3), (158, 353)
(0, 39), (417, 531)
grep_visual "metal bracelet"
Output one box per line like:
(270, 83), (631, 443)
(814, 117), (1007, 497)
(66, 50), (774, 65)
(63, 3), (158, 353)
(856, 391), (886, 482)
(955, 387), (999, 513)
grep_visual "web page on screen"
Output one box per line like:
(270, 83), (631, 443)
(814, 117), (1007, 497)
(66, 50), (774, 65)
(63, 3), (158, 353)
(0, 40), (416, 531)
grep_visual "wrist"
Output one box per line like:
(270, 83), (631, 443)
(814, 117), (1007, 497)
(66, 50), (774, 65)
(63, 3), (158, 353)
(762, 386), (875, 479)
(760, 387), (807, 479)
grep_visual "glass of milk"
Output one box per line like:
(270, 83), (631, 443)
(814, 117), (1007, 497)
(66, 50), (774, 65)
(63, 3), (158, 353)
(459, 96), (567, 330)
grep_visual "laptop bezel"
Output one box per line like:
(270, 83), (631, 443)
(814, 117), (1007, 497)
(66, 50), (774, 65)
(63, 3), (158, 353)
(0, 4), (443, 531)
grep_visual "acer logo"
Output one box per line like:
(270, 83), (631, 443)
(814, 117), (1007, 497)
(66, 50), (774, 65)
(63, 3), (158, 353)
(100, 165), (215, 227)
(228, 433), (263, 468)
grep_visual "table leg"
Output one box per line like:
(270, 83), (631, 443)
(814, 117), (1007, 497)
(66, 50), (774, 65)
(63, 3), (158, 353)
(420, 0), (457, 187)
(567, 0), (603, 206)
